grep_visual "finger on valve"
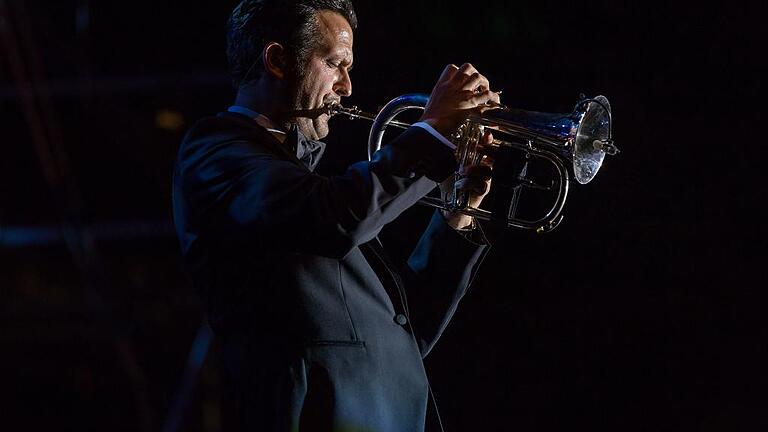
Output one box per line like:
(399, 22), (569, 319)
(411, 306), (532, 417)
(465, 72), (491, 92)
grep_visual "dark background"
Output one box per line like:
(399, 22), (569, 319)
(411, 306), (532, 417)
(1, 0), (765, 430)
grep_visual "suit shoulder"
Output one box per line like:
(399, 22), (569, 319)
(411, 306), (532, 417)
(182, 112), (268, 147)
(178, 112), (281, 161)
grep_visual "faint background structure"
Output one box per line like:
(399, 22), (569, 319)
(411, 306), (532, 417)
(1, 1), (765, 431)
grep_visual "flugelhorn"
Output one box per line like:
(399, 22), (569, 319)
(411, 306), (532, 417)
(324, 93), (618, 232)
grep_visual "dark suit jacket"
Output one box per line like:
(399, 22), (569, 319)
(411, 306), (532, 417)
(172, 111), (490, 431)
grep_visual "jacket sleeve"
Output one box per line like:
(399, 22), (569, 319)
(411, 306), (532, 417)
(175, 125), (456, 259)
(402, 210), (490, 357)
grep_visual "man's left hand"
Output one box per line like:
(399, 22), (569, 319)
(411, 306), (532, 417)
(440, 131), (494, 231)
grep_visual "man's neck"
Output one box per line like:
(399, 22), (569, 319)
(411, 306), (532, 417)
(234, 83), (291, 133)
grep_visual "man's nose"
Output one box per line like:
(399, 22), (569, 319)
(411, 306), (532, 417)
(334, 69), (352, 97)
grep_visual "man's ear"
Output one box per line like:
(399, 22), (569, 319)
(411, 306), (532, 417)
(263, 42), (286, 79)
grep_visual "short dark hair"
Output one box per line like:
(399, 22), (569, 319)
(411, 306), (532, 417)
(226, 0), (357, 88)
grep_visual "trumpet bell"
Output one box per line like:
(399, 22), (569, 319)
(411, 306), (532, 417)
(478, 95), (614, 184)
(573, 95), (612, 184)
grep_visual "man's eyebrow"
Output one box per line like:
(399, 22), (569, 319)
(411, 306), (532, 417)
(336, 55), (353, 70)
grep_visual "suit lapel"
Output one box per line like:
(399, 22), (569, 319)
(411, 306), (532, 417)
(360, 239), (411, 318)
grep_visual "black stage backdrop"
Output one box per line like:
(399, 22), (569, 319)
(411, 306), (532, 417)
(1, 1), (765, 430)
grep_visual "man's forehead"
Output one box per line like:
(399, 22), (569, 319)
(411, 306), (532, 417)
(316, 10), (354, 48)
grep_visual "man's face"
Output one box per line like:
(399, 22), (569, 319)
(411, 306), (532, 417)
(288, 11), (353, 140)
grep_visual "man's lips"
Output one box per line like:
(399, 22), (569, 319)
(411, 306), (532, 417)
(291, 107), (332, 119)
(289, 98), (341, 119)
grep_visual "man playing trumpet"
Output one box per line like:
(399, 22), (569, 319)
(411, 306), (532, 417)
(173, 0), (501, 430)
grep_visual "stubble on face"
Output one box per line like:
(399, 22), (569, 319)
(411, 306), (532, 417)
(284, 11), (353, 140)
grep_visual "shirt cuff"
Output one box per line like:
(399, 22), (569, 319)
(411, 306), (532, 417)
(412, 122), (456, 151)
(437, 210), (488, 246)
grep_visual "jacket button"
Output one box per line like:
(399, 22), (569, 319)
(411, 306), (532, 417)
(394, 314), (408, 325)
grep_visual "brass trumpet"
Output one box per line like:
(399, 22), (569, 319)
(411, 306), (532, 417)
(324, 93), (617, 232)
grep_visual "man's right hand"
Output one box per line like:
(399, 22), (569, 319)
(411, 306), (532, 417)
(419, 63), (502, 137)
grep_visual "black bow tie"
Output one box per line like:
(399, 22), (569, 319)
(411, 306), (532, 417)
(288, 124), (326, 171)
